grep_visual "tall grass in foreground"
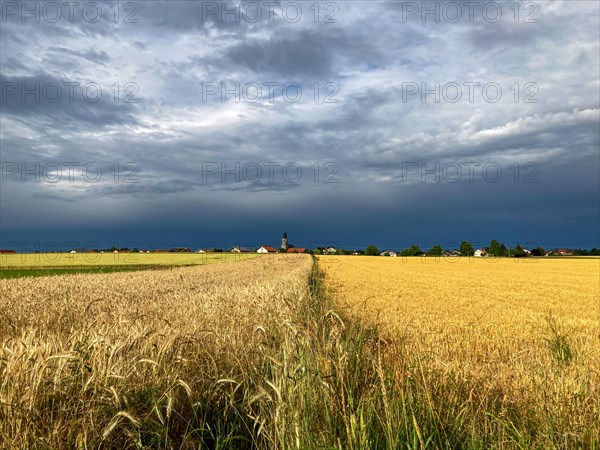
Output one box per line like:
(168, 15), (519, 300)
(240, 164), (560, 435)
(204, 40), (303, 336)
(250, 261), (599, 449)
(1, 256), (598, 448)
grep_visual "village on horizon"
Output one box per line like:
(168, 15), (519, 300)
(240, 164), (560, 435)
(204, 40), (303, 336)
(1, 231), (598, 257)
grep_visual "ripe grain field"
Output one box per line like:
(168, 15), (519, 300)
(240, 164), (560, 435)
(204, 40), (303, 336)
(319, 255), (600, 448)
(0, 253), (257, 279)
(0, 252), (256, 269)
(2, 254), (599, 449)
(0, 255), (313, 449)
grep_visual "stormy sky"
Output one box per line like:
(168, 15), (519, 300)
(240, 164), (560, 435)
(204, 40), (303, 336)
(1, 0), (599, 251)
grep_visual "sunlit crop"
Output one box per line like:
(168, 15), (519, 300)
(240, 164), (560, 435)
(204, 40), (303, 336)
(319, 255), (600, 446)
(0, 255), (311, 448)
(0, 252), (256, 268)
(2, 253), (598, 448)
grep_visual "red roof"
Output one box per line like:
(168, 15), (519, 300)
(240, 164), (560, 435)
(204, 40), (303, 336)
(287, 248), (306, 253)
(261, 246), (277, 252)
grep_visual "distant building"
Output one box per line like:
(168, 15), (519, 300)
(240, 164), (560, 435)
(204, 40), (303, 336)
(230, 246), (249, 253)
(257, 246), (277, 253)
(196, 249), (206, 253)
(324, 247), (337, 254)
(474, 249), (487, 257)
(287, 248), (306, 253)
(281, 231), (288, 251)
(0, 250), (17, 254)
(546, 248), (574, 256)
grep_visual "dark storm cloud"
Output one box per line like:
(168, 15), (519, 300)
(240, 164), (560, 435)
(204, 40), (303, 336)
(351, 109), (600, 171)
(0, 72), (140, 127)
(223, 30), (333, 77)
(1, 0), (599, 248)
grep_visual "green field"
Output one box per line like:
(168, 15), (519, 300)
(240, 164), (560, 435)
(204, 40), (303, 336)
(0, 266), (171, 279)
(0, 252), (257, 278)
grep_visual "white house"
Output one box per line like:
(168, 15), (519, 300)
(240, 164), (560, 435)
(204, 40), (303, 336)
(70, 250), (76, 254)
(324, 247), (337, 254)
(257, 246), (277, 253)
(474, 249), (487, 257)
(195, 249), (206, 253)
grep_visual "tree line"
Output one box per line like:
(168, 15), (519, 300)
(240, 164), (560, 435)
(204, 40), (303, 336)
(328, 241), (600, 257)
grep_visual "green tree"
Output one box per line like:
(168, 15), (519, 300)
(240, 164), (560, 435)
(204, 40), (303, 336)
(488, 240), (501, 256)
(531, 246), (545, 256)
(427, 245), (443, 256)
(365, 245), (379, 256)
(499, 243), (508, 257)
(460, 241), (474, 256)
(513, 244), (526, 257)
(401, 245), (422, 257)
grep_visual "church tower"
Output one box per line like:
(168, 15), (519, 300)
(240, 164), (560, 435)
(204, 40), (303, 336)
(281, 231), (288, 251)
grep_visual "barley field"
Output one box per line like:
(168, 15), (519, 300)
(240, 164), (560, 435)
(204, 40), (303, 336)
(0, 255), (313, 448)
(319, 255), (600, 448)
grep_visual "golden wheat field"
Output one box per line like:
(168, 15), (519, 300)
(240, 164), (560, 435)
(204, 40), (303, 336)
(2, 253), (599, 449)
(0, 255), (313, 449)
(0, 252), (256, 268)
(319, 255), (600, 443)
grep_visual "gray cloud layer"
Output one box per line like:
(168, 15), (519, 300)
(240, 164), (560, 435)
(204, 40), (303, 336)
(1, 1), (598, 248)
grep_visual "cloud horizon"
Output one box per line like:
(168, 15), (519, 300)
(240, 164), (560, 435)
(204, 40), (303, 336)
(1, 1), (599, 250)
